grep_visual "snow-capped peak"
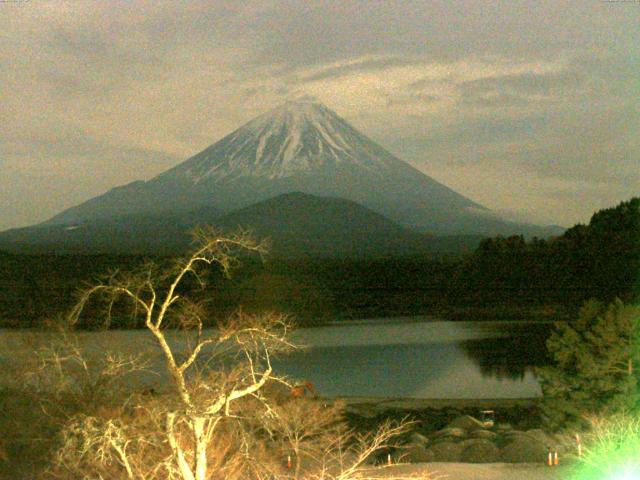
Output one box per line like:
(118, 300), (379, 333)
(44, 96), (487, 234)
(159, 97), (400, 183)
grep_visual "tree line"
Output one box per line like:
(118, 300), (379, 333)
(1, 197), (637, 327)
(452, 197), (639, 308)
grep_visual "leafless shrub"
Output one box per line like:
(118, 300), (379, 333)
(312, 419), (421, 480)
(259, 397), (347, 479)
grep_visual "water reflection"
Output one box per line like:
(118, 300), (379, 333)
(273, 320), (548, 399)
(0, 319), (551, 399)
(459, 322), (551, 380)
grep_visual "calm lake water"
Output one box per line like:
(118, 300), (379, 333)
(1, 318), (552, 399)
(275, 318), (551, 399)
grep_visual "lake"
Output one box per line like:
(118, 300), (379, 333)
(276, 318), (551, 399)
(0, 318), (552, 399)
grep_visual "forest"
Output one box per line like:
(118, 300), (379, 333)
(0, 197), (638, 328)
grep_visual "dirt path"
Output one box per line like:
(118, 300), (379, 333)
(365, 462), (572, 479)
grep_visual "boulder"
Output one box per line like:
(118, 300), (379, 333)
(431, 427), (466, 441)
(495, 423), (513, 432)
(446, 415), (486, 432)
(501, 430), (536, 446)
(426, 441), (464, 462)
(468, 429), (498, 441)
(409, 432), (430, 447)
(402, 444), (434, 463)
(553, 432), (580, 456)
(524, 429), (556, 448)
(350, 406), (378, 419)
(502, 429), (532, 437)
(501, 437), (549, 463)
(459, 439), (501, 463)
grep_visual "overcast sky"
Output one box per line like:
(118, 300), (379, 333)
(1, 0), (638, 231)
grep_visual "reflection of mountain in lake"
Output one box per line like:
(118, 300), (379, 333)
(269, 320), (548, 399)
(459, 323), (551, 380)
(274, 342), (542, 399)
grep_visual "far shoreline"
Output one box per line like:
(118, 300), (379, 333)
(0, 307), (565, 330)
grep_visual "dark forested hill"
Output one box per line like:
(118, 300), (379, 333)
(450, 197), (640, 307)
(0, 193), (484, 258)
(0, 198), (636, 328)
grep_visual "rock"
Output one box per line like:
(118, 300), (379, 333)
(495, 422), (512, 431)
(446, 415), (486, 432)
(553, 432), (579, 456)
(468, 429), (498, 441)
(431, 427), (466, 441)
(409, 432), (429, 447)
(501, 430), (536, 444)
(501, 437), (549, 463)
(426, 441), (464, 462)
(459, 439), (501, 463)
(350, 406), (378, 419)
(525, 429), (556, 448)
(402, 444), (434, 463)
(502, 429), (531, 436)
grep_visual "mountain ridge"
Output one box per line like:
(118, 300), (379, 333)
(39, 97), (562, 238)
(0, 192), (485, 257)
(45, 98), (490, 233)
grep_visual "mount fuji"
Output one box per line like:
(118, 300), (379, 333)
(44, 96), (542, 235)
(2, 97), (562, 255)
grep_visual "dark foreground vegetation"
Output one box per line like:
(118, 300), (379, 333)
(1, 231), (418, 479)
(1, 197), (637, 328)
(0, 199), (638, 478)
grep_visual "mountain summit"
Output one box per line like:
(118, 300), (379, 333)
(159, 96), (403, 182)
(44, 98), (554, 236)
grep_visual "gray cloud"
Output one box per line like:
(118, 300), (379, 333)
(463, 71), (582, 94)
(300, 56), (418, 83)
(247, 0), (639, 67)
(0, 0), (638, 230)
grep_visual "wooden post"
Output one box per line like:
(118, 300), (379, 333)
(576, 434), (582, 457)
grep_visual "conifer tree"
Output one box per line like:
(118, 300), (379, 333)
(538, 299), (640, 430)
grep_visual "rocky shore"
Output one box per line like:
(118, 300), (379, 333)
(341, 397), (577, 465)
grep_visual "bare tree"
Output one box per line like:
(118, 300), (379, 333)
(315, 419), (420, 480)
(62, 228), (294, 480)
(260, 397), (347, 479)
(32, 227), (428, 480)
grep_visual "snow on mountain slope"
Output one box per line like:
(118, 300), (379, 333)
(40, 96), (561, 237)
(157, 96), (402, 183)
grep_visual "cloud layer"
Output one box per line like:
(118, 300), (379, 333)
(1, 0), (638, 230)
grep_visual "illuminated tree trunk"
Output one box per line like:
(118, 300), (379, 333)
(167, 413), (195, 480)
(193, 416), (207, 480)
